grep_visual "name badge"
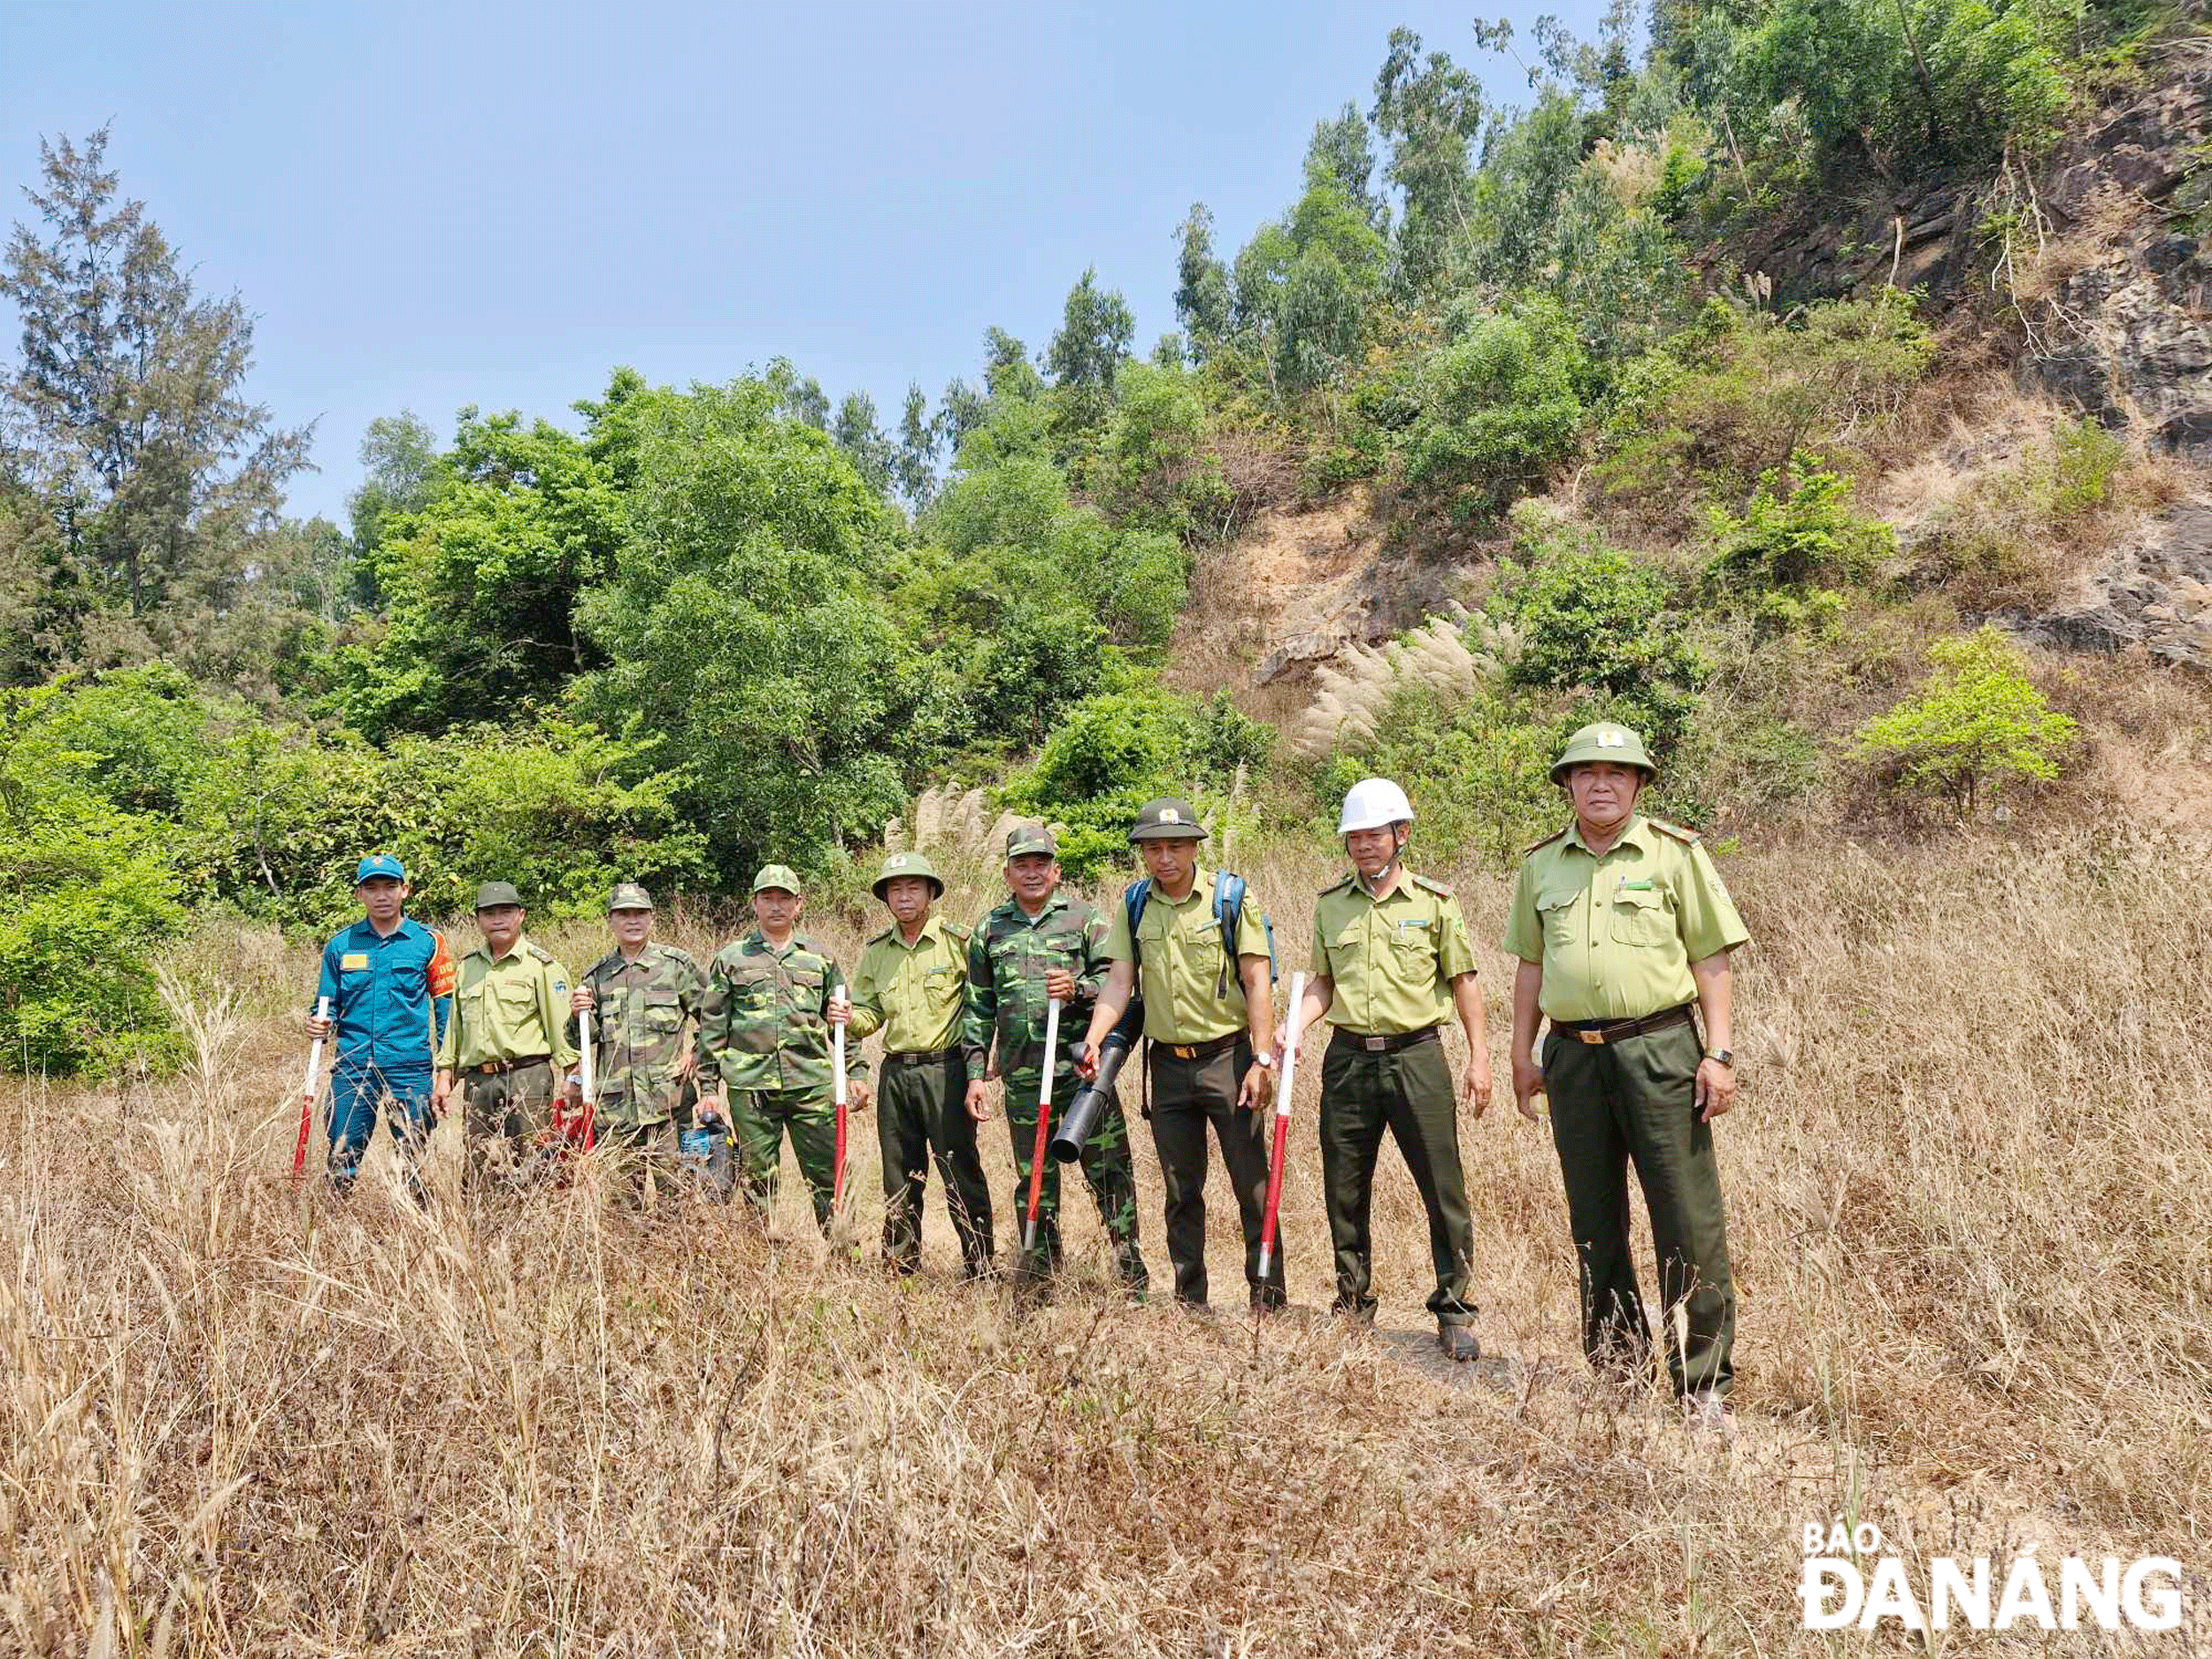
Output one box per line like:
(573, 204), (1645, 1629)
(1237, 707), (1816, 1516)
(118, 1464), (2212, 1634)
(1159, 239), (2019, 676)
(340, 952), (370, 970)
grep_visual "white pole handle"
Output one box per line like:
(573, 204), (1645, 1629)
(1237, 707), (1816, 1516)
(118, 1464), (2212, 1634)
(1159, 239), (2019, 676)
(1039, 996), (1062, 1110)
(578, 1008), (595, 1102)
(832, 981), (848, 1107)
(302, 995), (330, 1098)
(1276, 972), (1307, 1119)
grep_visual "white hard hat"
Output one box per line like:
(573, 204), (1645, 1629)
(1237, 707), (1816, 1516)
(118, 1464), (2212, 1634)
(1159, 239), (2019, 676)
(1338, 777), (1415, 834)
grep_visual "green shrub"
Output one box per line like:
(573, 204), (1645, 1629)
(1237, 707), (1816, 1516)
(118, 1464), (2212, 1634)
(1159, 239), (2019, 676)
(1851, 626), (2077, 814)
(1401, 298), (1585, 517)
(2046, 418), (2124, 518)
(0, 683), (186, 1074)
(1707, 454), (1895, 588)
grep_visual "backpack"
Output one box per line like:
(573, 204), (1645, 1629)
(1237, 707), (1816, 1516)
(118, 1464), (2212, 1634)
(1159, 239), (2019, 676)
(1124, 871), (1278, 1000)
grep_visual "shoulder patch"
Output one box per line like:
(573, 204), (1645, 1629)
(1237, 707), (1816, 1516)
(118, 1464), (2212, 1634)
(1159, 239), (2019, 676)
(525, 941), (556, 963)
(945, 922), (972, 944)
(1648, 818), (1703, 845)
(865, 925), (895, 948)
(1521, 826), (1570, 857)
(1319, 875), (1355, 896)
(1411, 873), (1455, 897)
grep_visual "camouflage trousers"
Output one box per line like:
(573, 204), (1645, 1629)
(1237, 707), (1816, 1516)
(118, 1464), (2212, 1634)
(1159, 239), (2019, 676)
(1002, 1067), (1147, 1294)
(725, 1085), (841, 1232)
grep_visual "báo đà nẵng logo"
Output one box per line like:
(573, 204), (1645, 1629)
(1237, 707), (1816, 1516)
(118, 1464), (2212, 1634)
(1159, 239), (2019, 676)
(1801, 1519), (2187, 1633)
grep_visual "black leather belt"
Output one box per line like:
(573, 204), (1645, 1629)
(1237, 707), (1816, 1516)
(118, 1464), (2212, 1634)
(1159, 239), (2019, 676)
(472, 1054), (549, 1075)
(1556, 1004), (1695, 1046)
(886, 1046), (960, 1068)
(1155, 1031), (1244, 1063)
(1331, 1025), (1440, 1054)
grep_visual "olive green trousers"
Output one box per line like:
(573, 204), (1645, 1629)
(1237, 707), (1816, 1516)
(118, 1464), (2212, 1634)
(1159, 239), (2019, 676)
(877, 1055), (992, 1275)
(1542, 1017), (1735, 1397)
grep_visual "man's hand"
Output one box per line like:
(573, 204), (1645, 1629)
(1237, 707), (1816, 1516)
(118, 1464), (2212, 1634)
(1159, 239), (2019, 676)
(1073, 1040), (1098, 1082)
(1237, 1061), (1276, 1114)
(306, 1012), (334, 1040)
(434, 1071), (456, 1119)
(1510, 1052), (1545, 1124)
(1694, 1056), (1737, 1123)
(826, 990), (853, 1026)
(697, 1090), (726, 1126)
(965, 1079), (995, 1123)
(1461, 1050), (1495, 1118)
(570, 986), (595, 1015)
(848, 1079), (873, 1113)
(1042, 967), (1075, 1002)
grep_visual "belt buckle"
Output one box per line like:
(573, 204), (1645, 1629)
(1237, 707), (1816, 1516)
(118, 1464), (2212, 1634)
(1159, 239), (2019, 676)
(1576, 1028), (1606, 1045)
(1170, 1044), (1198, 1060)
(1361, 1035), (1387, 1052)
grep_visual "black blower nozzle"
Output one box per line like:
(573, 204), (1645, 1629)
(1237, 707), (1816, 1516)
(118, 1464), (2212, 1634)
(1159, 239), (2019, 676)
(1050, 1000), (1143, 1162)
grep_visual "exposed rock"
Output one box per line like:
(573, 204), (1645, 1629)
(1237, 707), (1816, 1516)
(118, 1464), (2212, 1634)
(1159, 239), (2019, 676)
(2013, 501), (2212, 669)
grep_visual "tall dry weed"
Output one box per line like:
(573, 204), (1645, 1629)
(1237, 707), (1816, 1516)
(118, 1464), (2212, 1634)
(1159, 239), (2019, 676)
(3, 832), (2208, 1652)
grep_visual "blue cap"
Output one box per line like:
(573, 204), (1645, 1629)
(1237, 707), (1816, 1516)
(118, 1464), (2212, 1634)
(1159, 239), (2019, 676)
(355, 852), (407, 883)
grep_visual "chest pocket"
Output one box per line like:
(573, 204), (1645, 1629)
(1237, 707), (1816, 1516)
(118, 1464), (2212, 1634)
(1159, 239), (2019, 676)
(1389, 921), (1437, 976)
(1609, 887), (1673, 948)
(642, 995), (682, 1033)
(1326, 923), (1363, 975)
(1535, 889), (1585, 950)
(492, 975), (538, 1015)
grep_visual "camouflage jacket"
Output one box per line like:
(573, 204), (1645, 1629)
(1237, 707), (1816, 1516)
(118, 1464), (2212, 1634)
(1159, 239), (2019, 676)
(580, 941), (704, 1127)
(960, 891), (1109, 1081)
(698, 930), (866, 1097)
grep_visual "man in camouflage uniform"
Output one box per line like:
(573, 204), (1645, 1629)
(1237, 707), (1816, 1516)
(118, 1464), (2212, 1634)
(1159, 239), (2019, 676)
(963, 824), (1148, 1296)
(434, 881), (579, 1194)
(568, 882), (705, 1204)
(836, 851), (992, 1276)
(697, 864), (869, 1230)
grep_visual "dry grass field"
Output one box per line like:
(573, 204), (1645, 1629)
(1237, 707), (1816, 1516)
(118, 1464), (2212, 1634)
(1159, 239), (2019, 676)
(5, 830), (2210, 1654)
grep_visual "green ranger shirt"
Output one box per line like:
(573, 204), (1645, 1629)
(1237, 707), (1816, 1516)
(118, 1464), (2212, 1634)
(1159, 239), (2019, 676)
(580, 941), (705, 1126)
(698, 931), (867, 1096)
(438, 939), (579, 1071)
(1310, 869), (1478, 1035)
(1503, 814), (1750, 1022)
(849, 914), (970, 1055)
(1102, 868), (1268, 1045)
(961, 892), (1108, 1079)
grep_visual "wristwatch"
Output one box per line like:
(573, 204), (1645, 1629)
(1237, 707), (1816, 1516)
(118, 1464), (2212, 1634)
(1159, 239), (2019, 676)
(1253, 1051), (1276, 1069)
(1703, 1048), (1734, 1067)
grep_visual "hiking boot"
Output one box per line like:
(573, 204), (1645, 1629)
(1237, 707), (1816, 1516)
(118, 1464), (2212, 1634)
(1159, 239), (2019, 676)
(1437, 1323), (1481, 1363)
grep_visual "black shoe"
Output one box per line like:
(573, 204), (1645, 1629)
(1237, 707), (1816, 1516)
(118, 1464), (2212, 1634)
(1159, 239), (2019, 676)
(1438, 1323), (1480, 1363)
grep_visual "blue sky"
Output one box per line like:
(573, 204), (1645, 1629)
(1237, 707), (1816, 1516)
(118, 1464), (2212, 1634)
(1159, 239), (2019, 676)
(0, 1), (1597, 523)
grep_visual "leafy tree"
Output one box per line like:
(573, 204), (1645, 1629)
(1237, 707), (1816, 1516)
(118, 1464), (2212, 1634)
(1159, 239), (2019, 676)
(1305, 104), (1388, 233)
(1852, 627), (2076, 814)
(334, 408), (621, 735)
(0, 680), (184, 1073)
(1231, 181), (1390, 396)
(894, 382), (941, 511)
(1173, 204), (1234, 359)
(1044, 267), (1135, 439)
(1096, 361), (1227, 538)
(833, 390), (896, 499)
(579, 379), (913, 879)
(982, 327), (1043, 402)
(765, 357), (830, 429)
(1, 127), (317, 686)
(1371, 29), (1484, 297)
(346, 411), (448, 598)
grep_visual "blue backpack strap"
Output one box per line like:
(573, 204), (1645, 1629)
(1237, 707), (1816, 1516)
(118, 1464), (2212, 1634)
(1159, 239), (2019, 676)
(1211, 871), (1278, 995)
(1123, 878), (1151, 970)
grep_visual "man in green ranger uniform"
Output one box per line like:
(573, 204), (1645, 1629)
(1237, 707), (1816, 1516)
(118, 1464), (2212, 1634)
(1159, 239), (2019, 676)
(1286, 780), (1493, 1362)
(568, 882), (705, 1204)
(962, 824), (1148, 1296)
(696, 865), (870, 1229)
(834, 850), (992, 1276)
(1506, 723), (1748, 1427)
(434, 881), (580, 1194)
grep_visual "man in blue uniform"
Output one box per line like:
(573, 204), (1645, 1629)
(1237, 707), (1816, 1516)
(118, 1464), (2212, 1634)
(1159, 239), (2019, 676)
(307, 853), (456, 1194)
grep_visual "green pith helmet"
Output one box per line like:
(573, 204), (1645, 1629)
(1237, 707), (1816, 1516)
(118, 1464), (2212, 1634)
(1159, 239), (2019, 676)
(1128, 796), (1207, 843)
(1005, 822), (1057, 859)
(473, 880), (524, 911)
(872, 850), (944, 900)
(1550, 722), (1656, 785)
(751, 864), (803, 895)
(607, 882), (654, 912)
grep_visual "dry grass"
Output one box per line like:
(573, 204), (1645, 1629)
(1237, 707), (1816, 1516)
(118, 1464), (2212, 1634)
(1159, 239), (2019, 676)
(6, 832), (2212, 1653)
